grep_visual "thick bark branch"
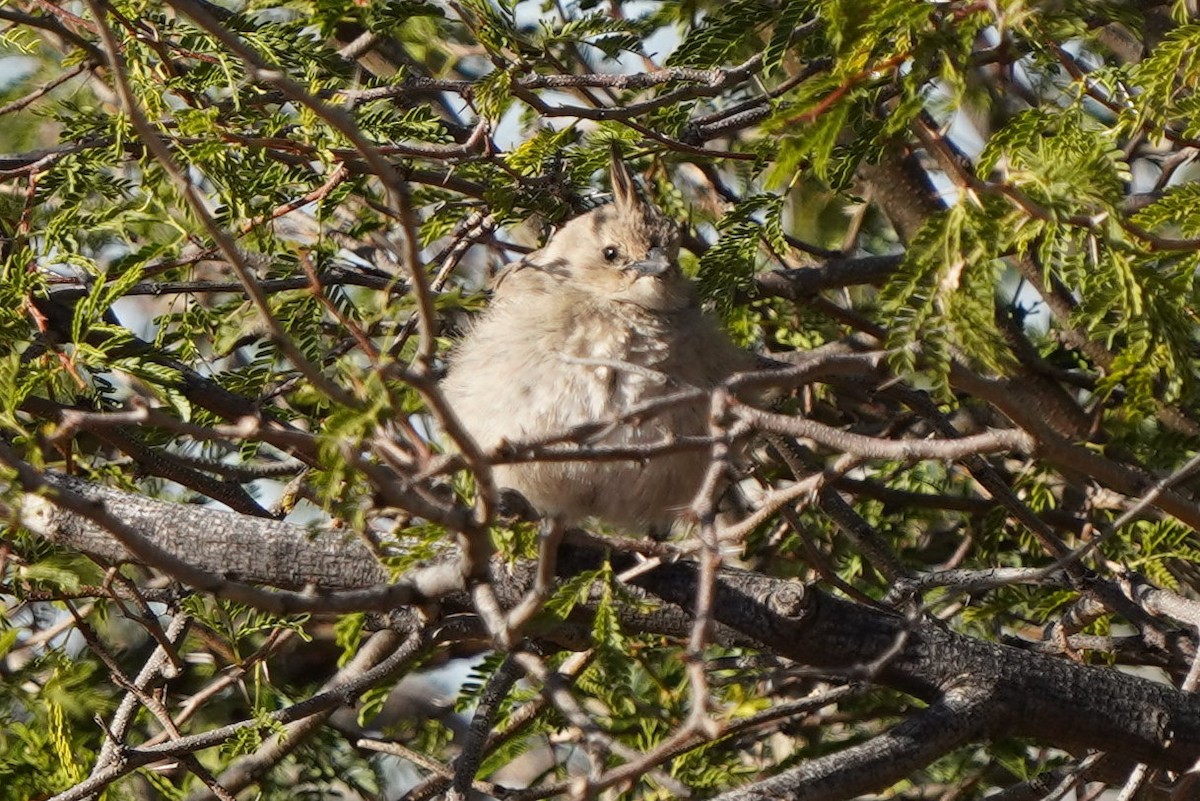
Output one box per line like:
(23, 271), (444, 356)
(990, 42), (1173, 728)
(854, 140), (943, 244)
(14, 472), (387, 589)
(10, 472), (1200, 777)
(619, 555), (1200, 773)
(713, 689), (989, 801)
(754, 255), (902, 299)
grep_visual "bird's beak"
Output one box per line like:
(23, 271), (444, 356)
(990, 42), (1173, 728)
(628, 248), (672, 278)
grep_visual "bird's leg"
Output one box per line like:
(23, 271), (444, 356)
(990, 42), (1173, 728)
(498, 516), (565, 647)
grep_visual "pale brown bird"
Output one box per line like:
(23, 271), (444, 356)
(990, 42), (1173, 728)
(443, 151), (753, 533)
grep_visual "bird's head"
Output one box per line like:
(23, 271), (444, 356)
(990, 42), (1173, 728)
(530, 149), (691, 312)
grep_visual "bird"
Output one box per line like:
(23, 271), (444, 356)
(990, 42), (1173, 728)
(442, 148), (754, 534)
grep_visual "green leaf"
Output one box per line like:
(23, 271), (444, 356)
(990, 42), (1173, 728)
(667, 0), (774, 68)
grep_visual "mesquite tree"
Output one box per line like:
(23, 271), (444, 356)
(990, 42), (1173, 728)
(3, 1), (1200, 799)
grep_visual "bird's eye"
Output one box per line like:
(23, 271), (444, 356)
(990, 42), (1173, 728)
(602, 246), (620, 262)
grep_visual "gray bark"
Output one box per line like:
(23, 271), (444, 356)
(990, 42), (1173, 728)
(11, 471), (1200, 786)
(16, 472), (388, 589)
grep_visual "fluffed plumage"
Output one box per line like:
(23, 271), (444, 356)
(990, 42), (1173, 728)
(443, 151), (753, 531)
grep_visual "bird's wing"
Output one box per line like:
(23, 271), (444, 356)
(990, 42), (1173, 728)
(490, 258), (565, 298)
(489, 259), (529, 294)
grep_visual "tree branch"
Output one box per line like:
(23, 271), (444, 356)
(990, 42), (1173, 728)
(11, 468), (1200, 775)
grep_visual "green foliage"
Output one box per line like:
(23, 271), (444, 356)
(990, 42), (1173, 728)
(1129, 24), (1200, 135)
(667, 0), (776, 69)
(181, 597), (312, 662)
(697, 194), (785, 315)
(880, 201), (1012, 389)
(1133, 183), (1200, 238)
(533, 11), (650, 60)
(0, 654), (110, 797)
(977, 108), (1129, 212)
(474, 67), (516, 120)
(6, 1), (1200, 799)
(505, 126), (581, 177)
(763, 0), (813, 77)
